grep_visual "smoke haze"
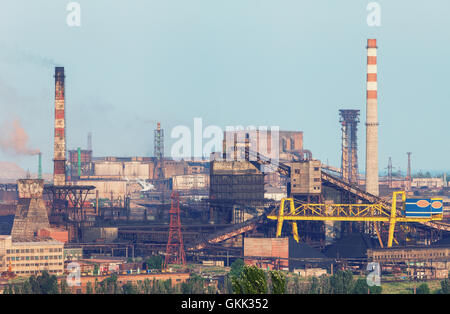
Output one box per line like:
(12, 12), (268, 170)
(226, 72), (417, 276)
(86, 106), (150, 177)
(0, 119), (40, 156)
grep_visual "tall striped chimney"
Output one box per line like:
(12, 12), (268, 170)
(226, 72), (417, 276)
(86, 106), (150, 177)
(53, 67), (66, 186)
(365, 39), (379, 196)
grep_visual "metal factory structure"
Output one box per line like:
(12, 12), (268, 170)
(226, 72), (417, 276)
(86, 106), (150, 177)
(165, 192), (186, 265)
(339, 109), (359, 184)
(2, 39), (448, 279)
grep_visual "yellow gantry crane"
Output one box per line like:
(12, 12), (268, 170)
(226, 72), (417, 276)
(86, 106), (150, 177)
(267, 191), (443, 248)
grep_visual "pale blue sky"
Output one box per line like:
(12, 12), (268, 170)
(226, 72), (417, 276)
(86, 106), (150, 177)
(0, 1), (449, 174)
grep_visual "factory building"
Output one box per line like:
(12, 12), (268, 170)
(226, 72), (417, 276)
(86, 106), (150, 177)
(0, 235), (64, 277)
(222, 129), (303, 161)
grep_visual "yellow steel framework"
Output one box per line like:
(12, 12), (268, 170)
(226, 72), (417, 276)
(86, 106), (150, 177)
(266, 191), (443, 248)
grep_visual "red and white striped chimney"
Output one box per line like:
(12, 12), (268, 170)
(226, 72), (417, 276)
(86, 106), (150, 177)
(365, 39), (379, 196)
(53, 67), (66, 186)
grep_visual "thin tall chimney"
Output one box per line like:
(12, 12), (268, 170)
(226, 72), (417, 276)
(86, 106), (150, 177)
(365, 39), (379, 196)
(53, 67), (66, 186)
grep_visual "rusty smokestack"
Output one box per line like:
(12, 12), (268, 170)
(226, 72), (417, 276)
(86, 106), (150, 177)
(365, 39), (379, 196)
(53, 67), (66, 186)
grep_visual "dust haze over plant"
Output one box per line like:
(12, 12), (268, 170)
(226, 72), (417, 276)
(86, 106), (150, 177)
(0, 119), (40, 156)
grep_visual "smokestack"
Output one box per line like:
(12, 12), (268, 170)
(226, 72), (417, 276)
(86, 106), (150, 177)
(365, 39), (379, 196)
(406, 152), (412, 191)
(87, 132), (92, 152)
(53, 67), (66, 186)
(38, 152), (42, 179)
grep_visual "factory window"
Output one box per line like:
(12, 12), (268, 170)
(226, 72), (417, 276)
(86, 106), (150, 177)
(6, 250), (10, 254)
(314, 167), (319, 171)
(295, 169), (300, 174)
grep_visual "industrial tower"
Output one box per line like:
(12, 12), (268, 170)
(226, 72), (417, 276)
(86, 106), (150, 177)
(154, 122), (165, 179)
(365, 39), (379, 196)
(53, 67), (66, 186)
(165, 192), (186, 266)
(339, 109), (360, 184)
(406, 152), (412, 191)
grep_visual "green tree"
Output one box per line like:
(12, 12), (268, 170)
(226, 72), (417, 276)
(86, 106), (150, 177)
(181, 273), (205, 294)
(231, 265), (268, 294)
(329, 271), (354, 294)
(122, 283), (137, 294)
(98, 274), (119, 294)
(59, 279), (70, 294)
(441, 279), (449, 294)
(229, 259), (245, 278)
(26, 271), (59, 294)
(146, 255), (164, 270)
(416, 283), (430, 294)
(353, 278), (371, 294)
(269, 270), (286, 294)
(86, 282), (93, 294)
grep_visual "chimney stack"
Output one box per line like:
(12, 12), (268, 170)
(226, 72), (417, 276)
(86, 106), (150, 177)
(365, 39), (379, 196)
(53, 67), (66, 186)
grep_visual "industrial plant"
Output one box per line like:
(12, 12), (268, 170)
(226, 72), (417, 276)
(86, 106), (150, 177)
(0, 38), (449, 295)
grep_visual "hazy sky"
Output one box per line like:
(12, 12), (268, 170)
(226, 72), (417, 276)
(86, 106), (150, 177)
(0, 1), (449, 174)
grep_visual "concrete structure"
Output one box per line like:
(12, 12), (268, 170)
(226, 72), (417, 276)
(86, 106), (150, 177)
(37, 228), (69, 243)
(0, 235), (64, 277)
(210, 161), (264, 204)
(172, 174), (209, 191)
(64, 247), (83, 261)
(365, 39), (379, 196)
(81, 227), (118, 243)
(411, 178), (445, 189)
(11, 179), (50, 241)
(264, 186), (287, 201)
(293, 268), (327, 277)
(367, 246), (450, 279)
(53, 67), (66, 186)
(244, 237), (289, 270)
(223, 129), (302, 161)
(289, 160), (322, 195)
(74, 179), (129, 200)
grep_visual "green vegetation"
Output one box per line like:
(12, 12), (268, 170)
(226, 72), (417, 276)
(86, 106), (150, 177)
(229, 259), (245, 278)
(231, 265), (268, 294)
(146, 255), (164, 271)
(3, 271), (59, 294)
(269, 270), (286, 294)
(285, 271), (383, 294)
(381, 279), (444, 294)
(416, 283), (430, 294)
(181, 273), (205, 294)
(440, 279), (449, 294)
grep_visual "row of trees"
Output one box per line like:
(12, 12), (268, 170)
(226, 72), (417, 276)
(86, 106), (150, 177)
(228, 261), (381, 294)
(3, 264), (449, 294)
